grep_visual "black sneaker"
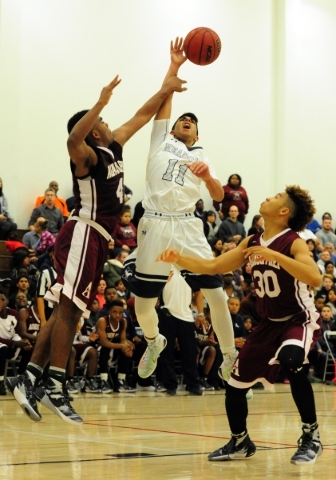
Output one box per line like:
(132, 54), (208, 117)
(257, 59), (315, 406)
(117, 379), (136, 393)
(200, 377), (215, 391)
(290, 428), (323, 465)
(66, 379), (79, 394)
(0, 380), (6, 395)
(7, 373), (42, 422)
(82, 379), (101, 393)
(63, 385), (74, 402)
(208, 434), (256, 461)
(101, 380), (112, 393)
(186, 385), (203, 396)
(166, 389), (177, 396)
(35, 378), (83, 425)
(155, 383), (167, 392)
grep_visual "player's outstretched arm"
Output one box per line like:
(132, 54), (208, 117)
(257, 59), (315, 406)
(113, 47), (187, 147)
(155, 37), (188, 121)
(67, 76), (122, 168)
(243, 238), (322, 287)
(156, 239), (248, 275)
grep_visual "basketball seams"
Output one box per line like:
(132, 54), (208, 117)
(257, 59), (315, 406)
(183, 27), (220, 66)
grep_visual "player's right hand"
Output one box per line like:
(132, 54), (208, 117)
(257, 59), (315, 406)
(99, 75), (122, 105)
(164, 75), (187, 93)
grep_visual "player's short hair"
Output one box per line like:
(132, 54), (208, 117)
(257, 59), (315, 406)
(172, 112), (199, 134)
(67, 110), (90, 134)
(285, 185), (316, 232)
(106, 299), (124, 310)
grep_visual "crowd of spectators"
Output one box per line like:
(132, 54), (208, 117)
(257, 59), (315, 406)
(1, 175), (335, 397)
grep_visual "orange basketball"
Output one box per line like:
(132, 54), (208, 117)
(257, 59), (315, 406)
(183, 27), (221, 66)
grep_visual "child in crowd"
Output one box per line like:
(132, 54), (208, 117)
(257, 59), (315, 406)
(325, 287), (336, 320)
(115, 278), (129, 300)
(95, 278), (107, 309)
(195, 308), (222, 390)
(8, 275), (33, 309)
(112, 207), (137, 252)
(316, 274), (334, 299)
(314, 305), (335, 380)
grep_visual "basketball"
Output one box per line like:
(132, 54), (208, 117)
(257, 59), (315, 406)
(183, 27), (221, 66)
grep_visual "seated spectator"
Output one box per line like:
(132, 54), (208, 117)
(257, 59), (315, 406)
(195, 309), (222, 391)
(247, 214), (264, 236)
(213, 174), (249, 223)
(324, 261), (336, 281)
(13, 292), (29, 312)
(242, 315), (256, 335)
(28, 189), (63, 237)
(210, 238), (224, 257)
(204, 210), (218, 242)
(314, 294), (325, 314)
(326, 287), (336, 320)
(313, 305), (335, 380)
(35, 254), (56, 325)
(115, 278), (129, 300)
(306, 238), (318, 262)
(34, 180), (69, 219)
(18, 297), (41, 373)
(0, 177), (17, 240)
(10, 250), (38, 297)
(227, 297), (247, 351)
(96, 285), (119, 319)
(86, 298), (100, 331)
(4, 233), (28, 255)
(216, 205), (246, 245)
(222, 272), (243, 300)
(240, 279), (252, 298)
(103, 249), (129, 288)
(317, 243), (336, 265)
(8, 275), (33, 309)
(317, 251), (333, 274)
(316, 217), (336, 248)
(111, 207), (137, 252)
(96, 299), (136, 393)
(315, 274), (335, 299)
(22, 216), (47, 252)
(194, 199), (207, 221)
(0, 291), (32, 395)
(239, 283), (263, 325)
(72, 319), (100, 393)
(241, 261), (253, 283)
(132, 200), (145, 229)
(95, 278), (107, 310)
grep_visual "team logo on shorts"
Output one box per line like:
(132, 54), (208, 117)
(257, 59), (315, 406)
(82, 282), (92, 298)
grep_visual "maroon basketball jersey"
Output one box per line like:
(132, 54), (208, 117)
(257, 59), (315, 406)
(25, 306), (41, 336)
(71, 141), (123, 233)
(248, 229), (316, 320)
(104, 316), (123, 342)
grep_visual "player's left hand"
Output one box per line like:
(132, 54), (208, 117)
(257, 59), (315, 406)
(243, 245), (279, 262)
(187, 162), (211, 181)
(156, 248), (180, 263)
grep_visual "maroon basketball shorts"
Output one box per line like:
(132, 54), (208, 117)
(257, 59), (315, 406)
(44, 220), (108, 318)
(229, 311), (321, 389)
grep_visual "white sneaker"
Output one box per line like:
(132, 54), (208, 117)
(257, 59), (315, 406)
(138, 334), (167, 378)
(136, 384), (156, 391)
(219, 350), (238, 382)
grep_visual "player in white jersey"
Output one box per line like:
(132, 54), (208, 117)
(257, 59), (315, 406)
(122, 38), (236, 382)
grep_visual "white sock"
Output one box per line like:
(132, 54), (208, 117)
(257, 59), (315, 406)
(201, 288), (235, 351)
(135, 296), (159, 339)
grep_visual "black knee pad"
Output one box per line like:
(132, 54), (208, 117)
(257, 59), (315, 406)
(278, 345), (305, 374)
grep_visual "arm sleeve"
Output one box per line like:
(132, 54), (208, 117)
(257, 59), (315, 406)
(148, 119), (170, 157)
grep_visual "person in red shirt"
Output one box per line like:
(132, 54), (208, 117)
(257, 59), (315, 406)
(213, 173), (249, 224)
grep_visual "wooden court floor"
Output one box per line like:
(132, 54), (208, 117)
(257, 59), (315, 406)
(0, 384), (335, 480)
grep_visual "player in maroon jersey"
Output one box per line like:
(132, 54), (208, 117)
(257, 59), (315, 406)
(7, 56), (187, 424)
(157, 186), (323, 465)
